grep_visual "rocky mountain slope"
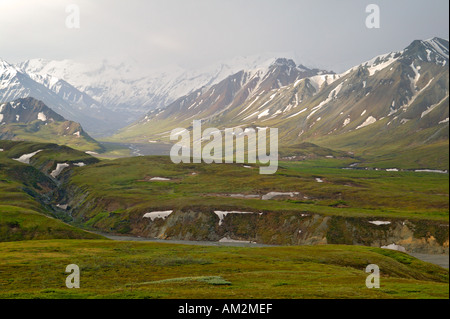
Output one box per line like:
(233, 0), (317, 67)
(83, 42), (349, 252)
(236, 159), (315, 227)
(0, 97), (103, 152)
(0, 59), (122, 136)
(17, 54), (297, 117)
(114, 38), (449, 169)
(113, 58), (332, 141)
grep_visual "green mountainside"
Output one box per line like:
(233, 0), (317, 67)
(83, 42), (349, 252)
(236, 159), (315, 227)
(0, 97), (103, 152)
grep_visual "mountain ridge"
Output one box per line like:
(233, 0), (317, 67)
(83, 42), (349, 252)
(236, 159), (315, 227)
(111, 37), (449, 169)
(0, 97), (103, 152)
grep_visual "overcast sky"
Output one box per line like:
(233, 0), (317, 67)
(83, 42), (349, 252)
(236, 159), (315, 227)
(0, 0), (448, 72)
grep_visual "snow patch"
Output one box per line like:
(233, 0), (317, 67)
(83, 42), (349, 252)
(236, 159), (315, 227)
(287, 108), (307, 119)
(262, 192), (299, 200)
(343, 118), (351, 127)
(415, 169), (448, 174)
(257, 109), (270, 119)
(50, 163), (70, 178)
(37, 112), (47, 122)
(438, 117), (449, 124)
(73, 162), (86, 167)
(356, 116), (377, 130)
(366, 53), (398, 76)
(143, 211), (173, 221)
(307, 83), (343, 120)
(237, 96), (259, 116)
(369, 221), (391, 226)
(13, 150), (43, 164)
(214, 211), (256, 226)
(150, 177), (171, 181)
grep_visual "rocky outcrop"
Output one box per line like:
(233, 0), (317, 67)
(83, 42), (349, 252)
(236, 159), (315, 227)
(124, 209), (449, 254)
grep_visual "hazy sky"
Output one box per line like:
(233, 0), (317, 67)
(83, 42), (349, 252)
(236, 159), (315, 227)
(0, 0), (448, 72)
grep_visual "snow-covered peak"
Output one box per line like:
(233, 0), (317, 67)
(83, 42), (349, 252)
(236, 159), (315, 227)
(421, 37), (449, 60)
(0, 58), (19, 77)
(16, 53), (301, 115)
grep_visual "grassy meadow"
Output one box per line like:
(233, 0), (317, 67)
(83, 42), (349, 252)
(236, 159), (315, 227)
(0, 240), (448, 299)
(65, 155), (449, 231)
(0, 141), (448, 299)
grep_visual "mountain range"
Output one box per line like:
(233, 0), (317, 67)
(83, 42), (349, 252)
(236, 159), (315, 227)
(1, 37), (449, 168)
(15, 54), (297, 133)
(111, 37), (449, 168)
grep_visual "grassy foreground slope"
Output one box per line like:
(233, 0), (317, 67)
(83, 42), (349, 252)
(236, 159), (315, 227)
(0, 240), (447, 299)
(0, 141), (102, 241)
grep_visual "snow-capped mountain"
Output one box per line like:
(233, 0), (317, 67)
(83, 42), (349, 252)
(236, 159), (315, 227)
(0, 97), (102, 151)
(0, 96), (65, 124)
(113, 58), (332, 141)
(0, 59), (121, 136)
(17, 53), (300, 117)
(115, 38), (449, 162)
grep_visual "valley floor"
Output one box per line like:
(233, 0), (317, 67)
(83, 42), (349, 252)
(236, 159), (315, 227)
(0, 140), (448, 299)
(99, 232), (450, 268)
(0, 240), (448, 299)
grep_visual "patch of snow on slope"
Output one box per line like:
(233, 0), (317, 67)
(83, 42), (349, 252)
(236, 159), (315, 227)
(356, 116), (377, 130)
(257, 93), (277, 110)
(237, 96), (259, 116)
(243, 111), (259, 121)
(287, 108), (307, 119)
(37, 112), (47, 121)
(143, 211), (173, 221)
(150, 177), (171, 181)
(365, 53), (399, 76)
(343, 118), (351, 127)
(307, 83), (343, 120)
(403, 78), (434, 110)
(73, 162), (86, 167)
(421, 95), (449, 118)
(423, 38), (449, 59)
(369, 221), (391, 226)
(257, 109), (270, 119)
(13, 150), (43, 164)
(262, 192), (299, 200)
(50, 163), (70, 178)
(409, 62), (421, 90)
(214, 211), (256, 226)
(308, 74), (340, 92)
